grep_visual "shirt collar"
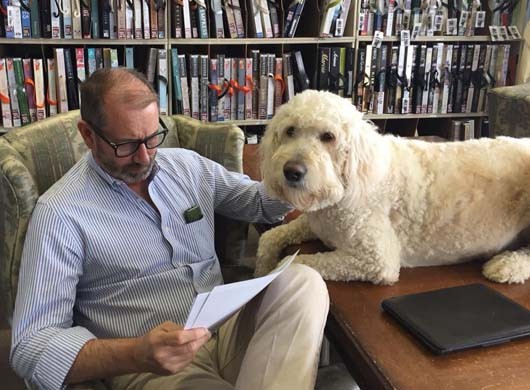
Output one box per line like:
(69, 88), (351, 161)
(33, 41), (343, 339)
(86, 152), (161, 189)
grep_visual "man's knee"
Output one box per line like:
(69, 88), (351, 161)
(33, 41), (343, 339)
(276, 264), (329, 308)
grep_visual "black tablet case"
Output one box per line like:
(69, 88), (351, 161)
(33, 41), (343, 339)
(381, 283), (530, 354)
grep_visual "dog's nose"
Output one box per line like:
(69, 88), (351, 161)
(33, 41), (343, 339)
(283, 161), (307, 182)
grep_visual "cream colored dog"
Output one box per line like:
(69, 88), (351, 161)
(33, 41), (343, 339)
(255, 89), (530, 284)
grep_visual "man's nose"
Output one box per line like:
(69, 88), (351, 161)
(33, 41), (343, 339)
(134, 143), (151, 163)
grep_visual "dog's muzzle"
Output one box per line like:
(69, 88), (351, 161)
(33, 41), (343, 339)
(283, 160), (307, 186)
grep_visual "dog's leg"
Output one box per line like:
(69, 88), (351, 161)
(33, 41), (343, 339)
(482, 247), (530, 283)
(291, 214), (402, 284)
(255, 214), (317, 276)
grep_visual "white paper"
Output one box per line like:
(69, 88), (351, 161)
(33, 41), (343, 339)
(184, 251), (298, 330)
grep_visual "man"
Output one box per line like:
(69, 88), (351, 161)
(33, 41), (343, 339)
(10, 68), (329, 390)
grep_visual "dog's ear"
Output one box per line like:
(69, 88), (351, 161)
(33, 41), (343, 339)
(341, 117), (385, 199)
(259, 122), (281, 170)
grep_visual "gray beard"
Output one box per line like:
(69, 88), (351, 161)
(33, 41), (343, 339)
(96, 150), (156, 184)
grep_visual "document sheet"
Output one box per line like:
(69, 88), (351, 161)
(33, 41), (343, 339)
(184, 251), (298, 330)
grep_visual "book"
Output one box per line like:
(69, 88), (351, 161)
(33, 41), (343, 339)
(171, 49), (183, 114)
(0, 58), (13, 128)
(13, 58), (31, 125)
(33, 58), (46, 120)
(46, 58), (58, 116)
(64, 49), (79, 110)
(22, 58), (37, 122)
(158, 49), (168, 115)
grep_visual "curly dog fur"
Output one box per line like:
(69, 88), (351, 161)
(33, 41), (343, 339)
(256, 90), (530, 284)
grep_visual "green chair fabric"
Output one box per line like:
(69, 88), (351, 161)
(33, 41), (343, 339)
(488, 83), (530, 138)
(0, 110), (248, 327)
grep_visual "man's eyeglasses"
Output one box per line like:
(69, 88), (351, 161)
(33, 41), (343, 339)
(87, 120), (168, 158)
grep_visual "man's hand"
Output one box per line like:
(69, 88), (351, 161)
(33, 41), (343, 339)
(134, 321), (211, 375)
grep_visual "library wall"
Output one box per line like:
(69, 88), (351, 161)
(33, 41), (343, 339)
(0, 0), (527, 142)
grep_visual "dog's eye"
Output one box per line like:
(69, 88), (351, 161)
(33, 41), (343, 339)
(286, 127), (295, 137)
(320, 132), (335, 143)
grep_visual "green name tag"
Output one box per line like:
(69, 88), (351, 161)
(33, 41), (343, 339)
(184, 205), (203, 223)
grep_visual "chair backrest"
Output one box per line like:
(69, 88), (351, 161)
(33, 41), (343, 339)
(488, 83), (530, 138)
(0, 111), (248, 324)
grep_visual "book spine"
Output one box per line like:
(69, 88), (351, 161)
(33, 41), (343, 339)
(258, 54), (267, 119)
(62, 0), (73, 38)
(223, 57), (231, 120)
(13, 58), (31, 125)
(197, 4), (207, 38)
(244, 57), (253, 120)
(172, 0), (183, 37)
(251, 50), (259, 117)
(30, 0), (41, 38)
(190, 54), (200, 119)
(54, 48), (69, 113)
(91, 0), (100, 38)
(22, 58), (37, 122)
(33, 58), (46, 121)
(150, 0), (158, 38)
(210, 0), (224, 37)
(64, 48), (79, 110)
(142, 0), (150, 38)
(158, 49), (168, 115)
(266, 54), (274, 119)
(178, 54), (190, 116)
(0, 58), (13, 128)
(81, 0), (91, 38)
(146, 47), (158, 85)
(199, 54), (209, 121)
(224, 0), (237, 37)
(273, 57), (283, 114)
(46, 58), (58, 116)
(209, 58), (218, 121)
(171, 49), (183, 114)
(230, 57), (237, 119)
(182, 0), (192, 37)
(40, 0), (52, 38)
(133, 0), (142, 38)
(72, 0), (83, 38)
(157, 0), (165, 38)
(6, 58), (22, 126)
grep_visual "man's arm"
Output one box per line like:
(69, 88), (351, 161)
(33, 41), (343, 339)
(66, 322), (210, 384)
(203, 157), (293, 224)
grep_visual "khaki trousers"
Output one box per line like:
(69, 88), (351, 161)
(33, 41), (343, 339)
(107, 264), (329, 390)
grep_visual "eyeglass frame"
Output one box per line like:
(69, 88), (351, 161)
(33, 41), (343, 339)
(85, 118), (169, 158)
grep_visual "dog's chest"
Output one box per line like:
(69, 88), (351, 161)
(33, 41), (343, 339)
(307, 208), (365, 249)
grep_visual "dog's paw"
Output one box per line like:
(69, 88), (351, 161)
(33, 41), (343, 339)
(483, 252), (530, 284)
(254, 257), (277, 277)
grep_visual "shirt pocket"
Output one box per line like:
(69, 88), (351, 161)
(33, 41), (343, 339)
(171, 216), (215, 263)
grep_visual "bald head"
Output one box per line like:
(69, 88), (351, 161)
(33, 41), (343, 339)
(80, 68), (159, 130)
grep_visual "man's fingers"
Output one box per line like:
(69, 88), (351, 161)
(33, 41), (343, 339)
(161, 327), (211, 346)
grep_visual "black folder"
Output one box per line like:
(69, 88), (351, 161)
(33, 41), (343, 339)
(381, 283), (530, 355)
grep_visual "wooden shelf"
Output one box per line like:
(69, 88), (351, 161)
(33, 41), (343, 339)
(168, 37), (355, 45)
(219, 119), (271, 126)
(364, 112), (488, 120)
(0, 38), (167, 45)
(356, 35), (520, 43)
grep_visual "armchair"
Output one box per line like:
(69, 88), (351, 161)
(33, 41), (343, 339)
(0, 111), (249, 388)
(488, 83), (530, 138)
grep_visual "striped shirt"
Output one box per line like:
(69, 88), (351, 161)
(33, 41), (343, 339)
(10, 149), (290, 390)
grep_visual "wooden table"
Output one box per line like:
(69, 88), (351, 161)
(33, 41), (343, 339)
(325, 263), (530, 390)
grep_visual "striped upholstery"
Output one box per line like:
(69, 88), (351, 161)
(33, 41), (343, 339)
(0, 111), (247, 327)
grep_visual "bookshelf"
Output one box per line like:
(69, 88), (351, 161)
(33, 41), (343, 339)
(0, 0), (527, 141)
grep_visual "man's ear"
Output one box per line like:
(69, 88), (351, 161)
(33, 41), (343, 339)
(78, 120), (96, 150)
